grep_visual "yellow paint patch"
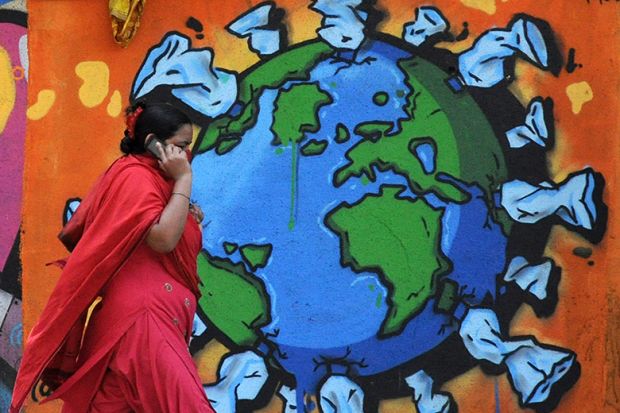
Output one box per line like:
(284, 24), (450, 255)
(0, 47), (16, 134)
(27, 89), (56, 120)
(460, 0), (496, 14)
(75, 61), (110, 108)
(190, 123), (202, 151)
(436, 40), (473, 54)
(566, 81), (594, 114)
(107, 90), (122, 117)
(194, 339), (229, 384)
(378, 398), (417, 412)
(508, 62), (540, 105)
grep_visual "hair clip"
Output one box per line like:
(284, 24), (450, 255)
(125, 106), (144, 139)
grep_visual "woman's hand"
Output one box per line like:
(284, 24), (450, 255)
(146, 142), (193, 253)
(189, 204), (204, 225)
(156, 143), (192, 181)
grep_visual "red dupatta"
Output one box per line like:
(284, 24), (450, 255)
(10, 154), (201, 412)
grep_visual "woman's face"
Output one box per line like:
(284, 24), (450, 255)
(164, 123), (193, 152)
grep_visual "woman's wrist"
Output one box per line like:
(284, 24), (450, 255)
(172, 174), (192, 205)
(171, 192), (191, 202)
(173, 173), (192, 190)
(174, 171), (192, 182)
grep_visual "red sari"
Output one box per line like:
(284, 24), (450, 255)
(11, 154), (214, 412)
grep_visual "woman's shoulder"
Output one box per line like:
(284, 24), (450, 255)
(107, 154), (161, 179)
(98, 155), (168, 195)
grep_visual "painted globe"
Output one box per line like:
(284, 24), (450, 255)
(191, 36), (509, 395)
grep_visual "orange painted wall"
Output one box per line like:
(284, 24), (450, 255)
(22, 0), (619, 412)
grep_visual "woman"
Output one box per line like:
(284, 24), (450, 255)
(11, 102), (215, 412)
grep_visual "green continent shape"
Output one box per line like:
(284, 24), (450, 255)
(325, 185), (450, 337)
(301, 139), (328, 156)
(223, 242), (238, 255)
(435, 279), (459, 314)
(239, 243), (273, 272)
(354, 121), (393, 142)
(335, 123), (350, 144)
(215, 137), (241, 155)
(196, 41), (334, 153)
(271, 83), (333, 146)
(373, 91), (389, 106)
(197, 252), (270, 346)
(334, 57), (508, 208)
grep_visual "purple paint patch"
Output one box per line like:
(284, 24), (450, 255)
(0, 21), (27, 271)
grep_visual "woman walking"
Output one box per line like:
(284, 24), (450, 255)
(11, 102), (215, 412)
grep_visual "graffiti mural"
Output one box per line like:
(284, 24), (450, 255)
(127, 1), (612, 411)
(20, 0), (619, 412)
(0, 4), (27, 412)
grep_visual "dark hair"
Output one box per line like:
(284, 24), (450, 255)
(120, 101), (191, 154)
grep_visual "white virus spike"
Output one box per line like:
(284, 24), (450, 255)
(405, 370), (453, 413)
(458, 17), (552, 88)
(459, 308), (576, 407)
(227, 3), (285, 56)
(277, 385), (297, 413)
(403, 7), (450, 47)
(500, 169), (598, 230)
(503, 256), (553, 301)
(228, 3), (272, 35)
(64, 199), (81, 223)
(505, 343), (575, 405)
(319, 375), (365, 413)
(0, 289), (13, 328)
(204, 350), (269, 413)
(192, 313), (208, 336)
(311, 0), (366, 50)
(506, 98), (551, 148)
(245, 29), (282, 56)
(19, 35), (28, 80)
(131, 33), (238, 118)
(511, 18), (549, 68)
(311, 0), (368, 21)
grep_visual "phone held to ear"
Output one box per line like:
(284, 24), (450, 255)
(145, 137), (166, 160)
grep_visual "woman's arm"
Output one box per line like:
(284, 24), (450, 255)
(146, 143), (193, 253)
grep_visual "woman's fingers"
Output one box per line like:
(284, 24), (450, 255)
(158, 144), (192, 180)
(157, 142), (168, 162)
(165, 144), (187, 159)
(191, 205), (203, 219)
(189, 204), (204, 224)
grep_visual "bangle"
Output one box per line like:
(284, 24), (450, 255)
(171, 192), (191, 202)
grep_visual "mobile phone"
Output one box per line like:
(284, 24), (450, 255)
(145, 137), (166, 160)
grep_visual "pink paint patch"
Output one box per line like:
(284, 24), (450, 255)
(0, 21), (27, 271)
